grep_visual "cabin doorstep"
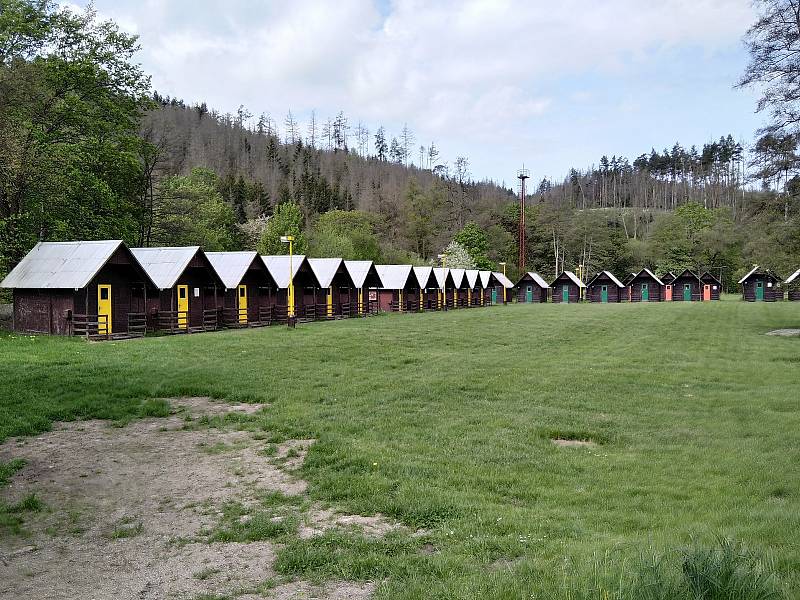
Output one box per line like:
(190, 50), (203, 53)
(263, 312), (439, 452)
(515, 272), (549, 303)
(738, 266), (783, 302)
(1, 240), (154, 337)
(586, 271), (625, 303)
(550, 271), (585, 303)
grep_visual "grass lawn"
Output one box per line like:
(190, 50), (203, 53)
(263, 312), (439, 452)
(1, 298), (799, 597)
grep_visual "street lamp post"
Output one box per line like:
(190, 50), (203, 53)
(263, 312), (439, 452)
(437, 254), (447, 311)
(499, 261), (507, 304)
(280, 235), (295, 326)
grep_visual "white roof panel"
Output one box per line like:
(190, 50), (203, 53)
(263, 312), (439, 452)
(308, 258), (344, 288)
(450, 268), (466, 288)
(206, 251), (259, 290)
(493, 271), (514, 288)
(588, 270), (625, 288)
(413, 266), (433, 288)
(262, 254), (307, 289)
(555, 271), (586, 288)
(1, 240), (126, 289)
(785, 268), (800, 284)
(738, 265), (760, 284)
(641, 268), (664, 286)
(376, 264), (413, 289)
(465, 269), (479, 288)
(131, 246), (201, 290)
(525, 272), (550, 288)
(432, 267), (449, 287)
(478, 270), (492, 288)
(344, 260), (374, 288)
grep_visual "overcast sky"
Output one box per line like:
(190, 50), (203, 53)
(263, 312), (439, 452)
(70, 0), (763, 186)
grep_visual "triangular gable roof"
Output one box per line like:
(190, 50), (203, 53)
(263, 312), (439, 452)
(465, 269), (479, 288)
(738, 266), (759, 284)
(633, 268), (664, 286)
(432, 267), (451, 288)
(673, 269), (700, 281)
(262, 254), (310, 289)
(375, 264), (414, 289)
(587, 270), (624, 288)
(661, 271), (677, 283)
(478, 270), (492, 288)
(344, 260), (376, 288)
(785, 268), (800, 285)
(623, 272), (637, 285)
(0, 240), (150, 290)
(307, 258), (344, 288)
(206, 251), (264, 290)
(552, 271), (586, 288)
(413, 266), (434, 288)
(449, 268), (466, 288)
(493, 271), (514, 288)
(131, 246), (206, 290)
(517, 272), (550, 288)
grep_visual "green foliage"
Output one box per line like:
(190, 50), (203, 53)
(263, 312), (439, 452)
(403, 178), (443, 260)
(151, 168), (241, 250)
(453, 221), (493, 269)
(309, 210), (381, 260)
(257, 201), (307, 255)
(441, 240), (475, 269)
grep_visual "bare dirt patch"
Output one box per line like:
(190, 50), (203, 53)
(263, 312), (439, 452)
(299, 506), (403, 540)
(551, 438), (597, 448)
(0, 397), (385, 600)
(765, 328), (800, 337)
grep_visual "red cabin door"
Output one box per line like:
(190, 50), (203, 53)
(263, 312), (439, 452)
(703, 285), (711, 301)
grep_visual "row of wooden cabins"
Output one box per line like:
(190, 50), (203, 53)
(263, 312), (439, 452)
(0, 241), (516, 338)
(514, 266), (800, 303)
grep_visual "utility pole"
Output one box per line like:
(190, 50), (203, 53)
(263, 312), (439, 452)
(517, 167), (530, 271)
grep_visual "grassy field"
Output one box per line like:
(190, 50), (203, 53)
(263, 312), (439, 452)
(1, 298), (799, 598)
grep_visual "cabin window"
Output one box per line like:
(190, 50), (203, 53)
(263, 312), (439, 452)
(194, 287), (201, 297)
(179, 287), (187, 299)
(712, 285), (717, 290)
(100, 287), (109, 300)
(767, 282), (773, 288)
(239, 287), (246, 297)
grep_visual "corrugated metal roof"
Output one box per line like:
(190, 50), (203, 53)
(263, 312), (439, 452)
(1, 240), (127, 289)
(432, 267), (449, 287)
(131, 246), (201, 290)
(450, 268), (466, 287)
(413, 266), (433, 288)
(375, 264), (413, 289)
(785, 268), (800, 284)
(344, 260), (374, 288)
(521, 272), (550, 288)
(738, 265), (760, 284)
(205, 251), (259, 290)
(465, 269), (479, 288)
(493, 271), (514, 288)
(308, 258), (343, 288)
(478, 270), (492, 288)
(261, 255), (307, 289)
(554, 271), (586, 288)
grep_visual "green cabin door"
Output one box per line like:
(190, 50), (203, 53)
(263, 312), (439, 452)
(601, 285), (608, 303)
(562, 285), (569, 303)
(641, 283), (649, 302)
(491, 289), (497, 304)
(683, 284), (691, 301)
(526, 286), (532, 303)
(756, 281), (764, 301)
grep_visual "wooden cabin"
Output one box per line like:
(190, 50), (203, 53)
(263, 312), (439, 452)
(206, 251), (277, 326)
(628, 269), (664, 302)
(550, 271), (585, 303)
(431, 267), (455, 309)
(412, 266), (436, 310)
(449, 268), (469, 308)
(515, 272), (549, 303)
(1, 240), (154, 337)
(464, 269), (481, 306)
(738, 266), (783, 302)
(478, 271), (493, 305)
(344, 260), (382, 314)
(699, 272), (722, 301)
(586, 271), (625, 303)
(308, 258), (356, 319)
(375, 265), (416, 312)
(131, 246), (224, 332)
(492, 271), (514, 304)
(621, 272), (637, 302)
(261, 254), (319, 321)
(671, 269), (701, 302)
(661, 272), (676, 301)
(786, 269), (800, 301)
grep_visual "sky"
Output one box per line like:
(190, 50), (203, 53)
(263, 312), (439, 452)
(69, 0), (764, 187)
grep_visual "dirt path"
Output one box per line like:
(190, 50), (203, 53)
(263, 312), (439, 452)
(0, 398), (377, 600)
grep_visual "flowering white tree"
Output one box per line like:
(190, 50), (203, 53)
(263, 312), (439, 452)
(441, 241), (475, 269)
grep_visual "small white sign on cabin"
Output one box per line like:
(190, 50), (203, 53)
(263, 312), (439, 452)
(194, 287), (200, 297)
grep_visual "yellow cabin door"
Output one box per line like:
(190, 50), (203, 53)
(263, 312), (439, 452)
(238, 285), (248, 324)
(97, 284), (112, 335)
(177, 285), (189, 329)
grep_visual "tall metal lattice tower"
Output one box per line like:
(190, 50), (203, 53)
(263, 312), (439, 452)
(517, 167), (530, 271)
